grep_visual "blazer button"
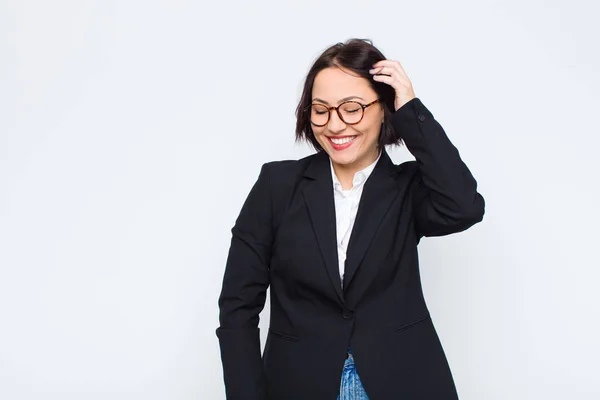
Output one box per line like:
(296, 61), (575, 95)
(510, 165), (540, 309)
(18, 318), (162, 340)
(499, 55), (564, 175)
(342, 310), (353, 319)
(418, 114), (426, 122)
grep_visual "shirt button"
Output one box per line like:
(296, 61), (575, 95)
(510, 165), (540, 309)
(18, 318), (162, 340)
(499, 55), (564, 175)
(418, 114), (426, 122)
(342, 310), (353, 319)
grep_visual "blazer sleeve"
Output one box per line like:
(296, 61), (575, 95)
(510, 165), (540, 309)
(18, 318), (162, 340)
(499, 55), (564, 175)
(391, 97), (485, 240)
(216, 162), (273, 400)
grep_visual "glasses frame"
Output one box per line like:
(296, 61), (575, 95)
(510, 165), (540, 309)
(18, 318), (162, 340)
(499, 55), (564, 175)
(305, 98), (381, 127)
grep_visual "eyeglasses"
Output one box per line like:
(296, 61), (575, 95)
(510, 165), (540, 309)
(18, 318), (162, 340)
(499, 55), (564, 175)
(305, 99), (380, 127)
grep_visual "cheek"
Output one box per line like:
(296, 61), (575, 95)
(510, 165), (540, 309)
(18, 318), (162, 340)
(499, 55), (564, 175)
(313, 128), (326, 141)
(356, 124), (381, 142)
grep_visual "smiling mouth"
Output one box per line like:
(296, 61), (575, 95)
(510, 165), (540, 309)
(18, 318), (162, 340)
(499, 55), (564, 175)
(328, 136), (357, 145)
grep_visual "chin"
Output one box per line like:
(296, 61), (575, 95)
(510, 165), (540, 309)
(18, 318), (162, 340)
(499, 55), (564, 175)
(328, 151), (360, 166)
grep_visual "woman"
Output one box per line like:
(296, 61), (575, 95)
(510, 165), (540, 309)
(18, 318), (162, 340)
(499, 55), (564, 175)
(216, 38), (485, 400)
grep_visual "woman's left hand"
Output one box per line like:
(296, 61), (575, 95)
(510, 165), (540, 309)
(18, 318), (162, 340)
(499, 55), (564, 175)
(369, 60), (416, 111)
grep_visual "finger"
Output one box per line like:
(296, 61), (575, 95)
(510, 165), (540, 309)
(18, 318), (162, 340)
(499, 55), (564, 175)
(373, 60), (408, 79)
(372, 73), (396, 87)
(371, 66), (410, 88)
(370, 65), (398, 78)
(372, 59), (402, 71)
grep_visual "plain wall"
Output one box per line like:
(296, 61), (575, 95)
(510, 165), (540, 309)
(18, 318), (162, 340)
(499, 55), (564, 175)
(1, 0), (599, 399)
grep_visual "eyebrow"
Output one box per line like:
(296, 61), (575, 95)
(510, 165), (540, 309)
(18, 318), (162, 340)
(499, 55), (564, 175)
(311, 96), (365, 105)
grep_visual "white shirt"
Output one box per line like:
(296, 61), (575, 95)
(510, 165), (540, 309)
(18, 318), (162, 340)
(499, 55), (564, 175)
(330, 151), (382, 288)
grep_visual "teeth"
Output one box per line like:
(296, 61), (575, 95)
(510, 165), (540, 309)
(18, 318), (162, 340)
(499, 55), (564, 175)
(330, 136), (356, 145)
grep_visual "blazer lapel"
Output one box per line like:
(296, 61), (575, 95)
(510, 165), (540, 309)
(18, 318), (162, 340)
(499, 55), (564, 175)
(301, 149), (400, 304)
(342, 150), (399, 292)
(302, 151), (345, 305)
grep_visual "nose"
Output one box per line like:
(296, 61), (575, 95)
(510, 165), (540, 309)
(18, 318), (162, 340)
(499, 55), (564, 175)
(327, 109), (346, 132)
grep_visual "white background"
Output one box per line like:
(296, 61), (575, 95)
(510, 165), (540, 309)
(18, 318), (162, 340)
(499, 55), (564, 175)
(1, 0), (599, 399)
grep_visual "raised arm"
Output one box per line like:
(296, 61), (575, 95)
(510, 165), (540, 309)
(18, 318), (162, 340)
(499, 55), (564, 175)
(216, 163), (273, 400)
(391, 97), (485, 240)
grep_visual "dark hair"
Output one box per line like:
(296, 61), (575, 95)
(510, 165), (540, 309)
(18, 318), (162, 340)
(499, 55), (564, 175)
(295, 38), (403, 152)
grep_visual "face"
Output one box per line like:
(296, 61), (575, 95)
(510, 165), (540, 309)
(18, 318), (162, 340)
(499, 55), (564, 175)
(311, 66), (384, 170)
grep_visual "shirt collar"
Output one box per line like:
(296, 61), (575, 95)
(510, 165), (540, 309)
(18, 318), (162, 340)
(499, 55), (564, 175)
(330, 150), (382, 191)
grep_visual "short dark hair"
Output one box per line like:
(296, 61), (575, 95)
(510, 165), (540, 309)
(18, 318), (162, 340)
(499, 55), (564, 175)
(295, 38), (404, 152)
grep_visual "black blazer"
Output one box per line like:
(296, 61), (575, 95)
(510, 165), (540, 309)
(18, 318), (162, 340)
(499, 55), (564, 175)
(216, 97), (485, 400)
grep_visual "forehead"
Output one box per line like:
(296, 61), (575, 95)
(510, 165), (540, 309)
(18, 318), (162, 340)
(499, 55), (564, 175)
(312, 67), (375, 102)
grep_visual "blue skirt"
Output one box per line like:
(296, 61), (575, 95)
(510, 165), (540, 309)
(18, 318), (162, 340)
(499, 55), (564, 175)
(337, 348), (370, 400)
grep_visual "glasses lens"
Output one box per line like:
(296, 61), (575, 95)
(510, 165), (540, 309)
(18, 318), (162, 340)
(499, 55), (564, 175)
(339, 102), (363, 124)
(310, 104), (329, 126)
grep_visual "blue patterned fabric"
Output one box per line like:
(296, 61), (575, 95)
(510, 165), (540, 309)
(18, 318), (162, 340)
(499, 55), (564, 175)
(337, 348), (370, 400)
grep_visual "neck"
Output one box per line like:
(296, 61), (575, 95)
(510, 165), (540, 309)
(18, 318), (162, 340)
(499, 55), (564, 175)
(332, 147), (380, 190)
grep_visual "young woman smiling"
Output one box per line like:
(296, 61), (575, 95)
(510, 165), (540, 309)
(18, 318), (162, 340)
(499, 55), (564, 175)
(216, 38), (485, 400)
